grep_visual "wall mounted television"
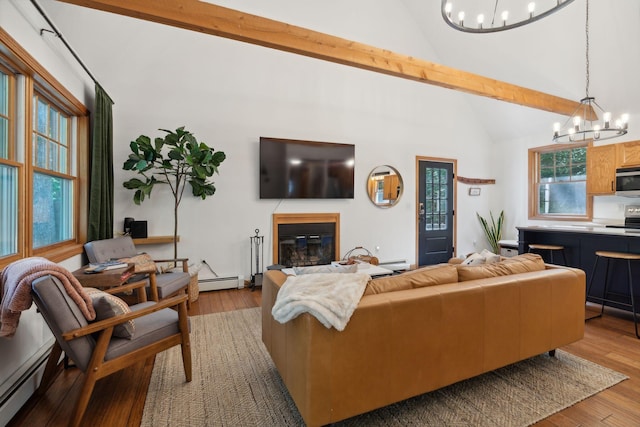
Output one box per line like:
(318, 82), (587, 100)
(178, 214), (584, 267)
(259, 137), (355, 199)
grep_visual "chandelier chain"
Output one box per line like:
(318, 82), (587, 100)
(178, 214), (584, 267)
(491, 0), (500, 27)
(585, 0), (590, 98)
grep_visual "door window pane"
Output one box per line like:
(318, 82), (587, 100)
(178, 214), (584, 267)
(32, 172), (73, 248)
(424, 167), (449, 230)
(0, 163), (17, 256)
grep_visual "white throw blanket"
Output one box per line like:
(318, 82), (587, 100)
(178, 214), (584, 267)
(272, 272), (370, 331)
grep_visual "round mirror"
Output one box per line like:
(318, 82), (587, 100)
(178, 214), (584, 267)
(367, 165), (403, 208)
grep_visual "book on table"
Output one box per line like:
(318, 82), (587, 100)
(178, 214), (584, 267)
(85, 260), (129, 273)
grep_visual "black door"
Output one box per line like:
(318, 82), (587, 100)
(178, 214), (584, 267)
(418, 160), (454, 266)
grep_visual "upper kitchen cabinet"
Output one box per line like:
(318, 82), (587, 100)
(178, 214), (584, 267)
(617, 140), (640, 168)
(587, 144), (617, 195)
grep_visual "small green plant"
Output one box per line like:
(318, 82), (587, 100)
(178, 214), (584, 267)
(123, 126), (226, 258)
(476, 210), (504, 254)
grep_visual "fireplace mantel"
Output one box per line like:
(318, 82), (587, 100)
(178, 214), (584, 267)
(272, 213), (340, 265)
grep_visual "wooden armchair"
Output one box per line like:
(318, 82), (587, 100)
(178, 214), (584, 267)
(84, 236), (192, 307)
(31, 274), (191, 427)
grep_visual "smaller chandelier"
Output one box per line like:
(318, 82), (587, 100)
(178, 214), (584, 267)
(552, 0), (628, 143)
(442, 0), (575, 34)
(552, 97), (628, 143)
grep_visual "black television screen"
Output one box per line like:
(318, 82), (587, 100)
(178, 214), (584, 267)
(259, 137), (355, 199)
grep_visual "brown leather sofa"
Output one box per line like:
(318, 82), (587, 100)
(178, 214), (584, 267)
(262, 255), (585, 426)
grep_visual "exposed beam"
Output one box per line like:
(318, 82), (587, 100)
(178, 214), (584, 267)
(57, 0), (595, 119)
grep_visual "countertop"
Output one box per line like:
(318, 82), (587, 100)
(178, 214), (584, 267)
(517, 224), (640, 237)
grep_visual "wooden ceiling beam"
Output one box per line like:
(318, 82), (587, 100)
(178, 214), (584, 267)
(57, 0), (595, 119)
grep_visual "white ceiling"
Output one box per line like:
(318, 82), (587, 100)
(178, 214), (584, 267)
(401, 0), (640, 142)
(35, 0), (640, 143)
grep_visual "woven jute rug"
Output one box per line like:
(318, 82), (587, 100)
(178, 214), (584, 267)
(141, 308), (627, 426)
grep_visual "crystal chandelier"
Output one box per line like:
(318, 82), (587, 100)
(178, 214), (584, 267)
(441, 0), (575, 33)
(552, 0), (628, 143)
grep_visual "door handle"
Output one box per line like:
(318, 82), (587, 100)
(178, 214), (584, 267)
(418, 202), (425, 221)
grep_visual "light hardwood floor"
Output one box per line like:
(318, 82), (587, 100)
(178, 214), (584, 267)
(7, 291), (640, 426)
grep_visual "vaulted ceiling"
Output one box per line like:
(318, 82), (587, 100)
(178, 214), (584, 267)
(42, 0), (640, 143)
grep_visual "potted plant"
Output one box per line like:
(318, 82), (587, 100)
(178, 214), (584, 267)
(476, 210), (504, 254)
(122, 126), (226, 258)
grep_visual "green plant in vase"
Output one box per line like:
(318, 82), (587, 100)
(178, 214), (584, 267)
(476, 210), (504, 254)
(122, 126), (226, 259)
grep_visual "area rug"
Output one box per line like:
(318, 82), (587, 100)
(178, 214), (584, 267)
(141, 308), (627, 426)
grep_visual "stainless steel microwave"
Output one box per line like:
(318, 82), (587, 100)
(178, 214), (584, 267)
(616, 167), (640, 196)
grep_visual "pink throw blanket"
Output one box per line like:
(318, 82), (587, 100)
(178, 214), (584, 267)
(0, 257), (96, 338)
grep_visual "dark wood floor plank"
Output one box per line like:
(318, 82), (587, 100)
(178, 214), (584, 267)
(8, 288), (640, 427)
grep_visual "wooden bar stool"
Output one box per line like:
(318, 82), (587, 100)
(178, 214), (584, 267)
(586, 250), (640, 339)
(528, 244), (567, 265)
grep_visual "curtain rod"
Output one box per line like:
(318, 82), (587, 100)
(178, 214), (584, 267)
(29, 0), (111, 98)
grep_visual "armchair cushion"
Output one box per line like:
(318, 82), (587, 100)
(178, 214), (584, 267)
(154, 272), (191, 299)
(104, 301), (185, 360)
(84, 236), (137, 263)
(84, 288), (135, 339)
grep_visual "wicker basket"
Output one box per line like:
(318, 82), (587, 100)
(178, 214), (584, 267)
(188, 272), (199, 303)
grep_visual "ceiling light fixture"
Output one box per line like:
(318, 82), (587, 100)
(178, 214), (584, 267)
(552, 0), (628, 143)
(442, 0), (575, 33)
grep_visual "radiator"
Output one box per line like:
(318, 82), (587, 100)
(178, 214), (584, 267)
(198, 275), (244, 292)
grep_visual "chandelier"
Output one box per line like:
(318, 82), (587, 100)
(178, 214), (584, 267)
(441, 0), (575, 33)
(552, 0), (628, 143)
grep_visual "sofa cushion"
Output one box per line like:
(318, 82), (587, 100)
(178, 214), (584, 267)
(85, 288), (135, 339)
(456, 253), (545, 282)
(364, 264), (458, 295)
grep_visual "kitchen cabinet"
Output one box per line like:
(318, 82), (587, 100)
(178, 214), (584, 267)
(383, 174), (399, 200)
(617, 140), (640, 168)
(518, 226), (640, 315)
(586, 144), (616, 195)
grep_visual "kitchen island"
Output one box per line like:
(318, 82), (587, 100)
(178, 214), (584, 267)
(518, 225), (640, 313)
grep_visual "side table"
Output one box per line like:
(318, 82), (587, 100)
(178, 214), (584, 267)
(72, 264), (146, 302)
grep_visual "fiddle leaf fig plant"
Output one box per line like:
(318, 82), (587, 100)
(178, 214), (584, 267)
(123, 126), (226, 258)
(476, 210), (504, 254)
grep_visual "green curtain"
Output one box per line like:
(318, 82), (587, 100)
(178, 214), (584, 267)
(87, 83), (114, 241)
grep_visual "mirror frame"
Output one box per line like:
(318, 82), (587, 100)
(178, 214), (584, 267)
(366, 165), (403, 208)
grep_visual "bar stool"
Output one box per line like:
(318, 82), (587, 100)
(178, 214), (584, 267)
(586, 251), (640, 339)
(528, 244), (567, 265)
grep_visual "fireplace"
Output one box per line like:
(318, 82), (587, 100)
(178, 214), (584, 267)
(272, 213), (340, 267)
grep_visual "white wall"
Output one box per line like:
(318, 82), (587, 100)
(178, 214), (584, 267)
(33, 0), (498, 272)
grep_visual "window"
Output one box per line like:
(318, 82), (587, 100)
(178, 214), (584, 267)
(0, 29), (88, 268)
(32, 93), (74, 249)
(529, 143), (592, 220)
(0, 65), (17, 258)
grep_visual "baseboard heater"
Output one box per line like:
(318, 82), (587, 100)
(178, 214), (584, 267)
(198, 275), (244, 292)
